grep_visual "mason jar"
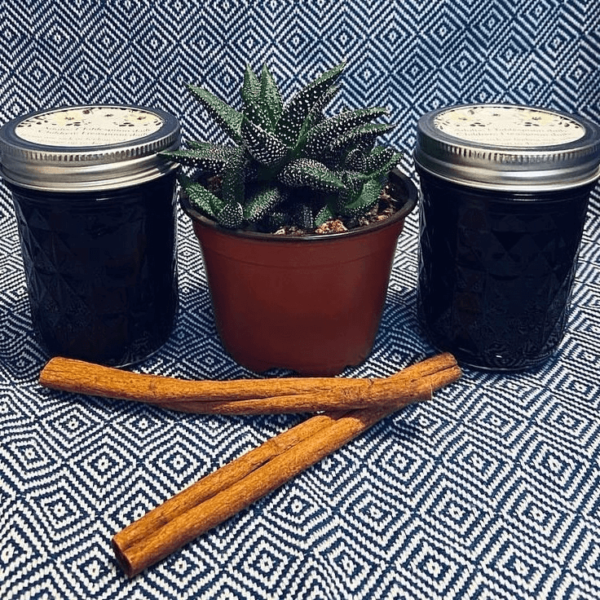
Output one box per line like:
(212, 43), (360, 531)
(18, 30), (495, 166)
(0, 105), (180, 366)
(414, 104), (600, 370)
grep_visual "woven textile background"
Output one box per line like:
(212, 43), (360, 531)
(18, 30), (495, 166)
(1, 1), (600, 599)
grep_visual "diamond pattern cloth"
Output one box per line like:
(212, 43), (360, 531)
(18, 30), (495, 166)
(1, 1), (600, 598)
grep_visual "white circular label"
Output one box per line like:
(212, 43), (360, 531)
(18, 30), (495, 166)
(433, 105), (585, 147)
(15, 106), (164, 147)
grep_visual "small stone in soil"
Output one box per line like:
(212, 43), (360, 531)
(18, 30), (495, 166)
(315, 219), (348, 234)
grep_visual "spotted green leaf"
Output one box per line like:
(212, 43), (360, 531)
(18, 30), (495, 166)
(277, 158), (345, 192)
(344, 147), (367, 171)
(243, 185), (286, 222)
(330, 123), (395, 153)
(365, 147), (404, 178)
(242, 65), (271, 131)
(187, 84), (243, 144)
(293, 202), (315, 229)
(217, 202), (244, 229)
(241, 117), (289, 167)
(179, 174), (225, 219)
(161, 144), (235, 174)
(276, 61), (346, 147)
(259, 64), (283, 131)
(314, 202), (337, 227)
(340, 178), (381, 216)
(293, 84), (340, 155)
(221, 147), (247, 204)
(341, 170), (371, 196)
(304, 107), (389, 159)
(241, 64), (260, 106)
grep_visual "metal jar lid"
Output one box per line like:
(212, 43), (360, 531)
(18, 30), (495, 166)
(414, 103), (600, 192)
(0, 105), (180, 192)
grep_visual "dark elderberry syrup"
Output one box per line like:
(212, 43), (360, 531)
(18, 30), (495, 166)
(416, 174), (593, 370)
(0, 105), (180, 365)
(414, 104), (600, 371)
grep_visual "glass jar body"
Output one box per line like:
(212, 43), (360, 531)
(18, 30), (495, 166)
(10, 173), (178, 366)
(416, 170), (593, 370)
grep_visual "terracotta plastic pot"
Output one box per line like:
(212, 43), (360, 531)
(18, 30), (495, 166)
(182, 169), (418, 375)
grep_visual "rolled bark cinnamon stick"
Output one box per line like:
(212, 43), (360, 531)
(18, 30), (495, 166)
(113, 411), (346, 556)
(156, 369), (448, 414)
(40, 354), (457, 415)
(112, 354), (461, 577)
(114, 354), (456, 562)
(39, 356), (370, 402)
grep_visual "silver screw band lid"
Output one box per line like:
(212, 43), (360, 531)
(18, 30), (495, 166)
(0, 105), (180, 192)
(414, 104), (600, 192)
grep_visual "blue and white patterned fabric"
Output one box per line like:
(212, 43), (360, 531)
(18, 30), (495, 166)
(1, 1), (600, 598)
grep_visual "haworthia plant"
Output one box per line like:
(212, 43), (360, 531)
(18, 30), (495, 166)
(162, 62), (404, 231)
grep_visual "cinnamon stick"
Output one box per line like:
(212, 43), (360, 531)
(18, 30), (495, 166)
(40, 354), (454, 415)
(112, 411), (345, 558)
(112, 354), (460, 577)
(155, 369), (448, 414)
(114, 355), (455, 563)
(39, 356), (369, 402)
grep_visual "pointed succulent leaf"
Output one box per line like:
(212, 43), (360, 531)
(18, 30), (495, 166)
(186, 140), (215, 150)
(317, 126), (383, 172)
(309, 84), (340, 123)
(294, 84), (341, 153)
(276, 61), (346, 147)
(277, 158), (345, 192)
(243, 185), (286, 223)
(241, 65), (283, 133)
(293, 202), (316, 230)
(363, 146), (393, 171)
(304, 107), (389, 159)
(342, 170), (371, 195)
(161, 144), (235, 174)
(340, 178), (381, 216)
(244, 103), (271, 132)
(366, 148), (404, 178)
(314, 202), (337, 227)
(241, 117), (289, 167)
(187, 84), (243, 144)
(241, 64), (260, 106)
(344, 147), (367, 171)
(221, 147), (247, 204)
(242, 66), (271, 131)
(330, 123), (395, 153)
(216, 202), (244, 229)
(259, 64), (283, 131)
(179, 174), (225, 218)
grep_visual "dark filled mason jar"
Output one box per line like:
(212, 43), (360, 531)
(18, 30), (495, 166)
(414, 104), (600, 371)
(0, 105), (180, 366)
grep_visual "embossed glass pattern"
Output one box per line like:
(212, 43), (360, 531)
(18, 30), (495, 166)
(417, 173), (593, 370)
(1, 104), (180, 365)
(415, 103), (600, 370)
(10, 174), (178, 365)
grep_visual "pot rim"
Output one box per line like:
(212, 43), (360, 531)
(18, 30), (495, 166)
(180, 168), (418, 243)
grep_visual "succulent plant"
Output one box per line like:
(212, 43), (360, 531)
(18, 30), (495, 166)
(162, 61), (403, 232)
